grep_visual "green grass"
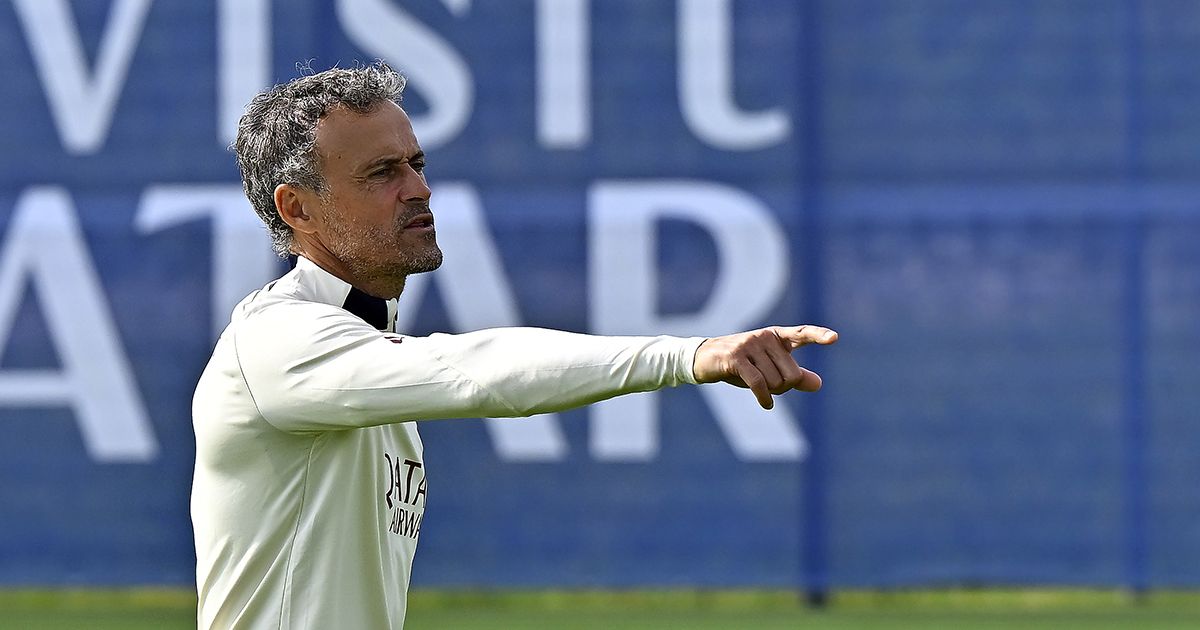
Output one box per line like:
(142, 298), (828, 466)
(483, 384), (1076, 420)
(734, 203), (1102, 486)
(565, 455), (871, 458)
(1, 588), (1198, 629)
(0, 589), (194, 630)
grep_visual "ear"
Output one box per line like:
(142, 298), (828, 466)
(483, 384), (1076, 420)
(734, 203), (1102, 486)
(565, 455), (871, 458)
(274, 183), (319, 235)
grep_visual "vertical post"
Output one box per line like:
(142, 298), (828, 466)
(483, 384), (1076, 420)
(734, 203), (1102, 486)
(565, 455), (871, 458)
(1121, 0), (1149, 600)
(798, 0), (829, 608)
(1122, 220), (1148, 599)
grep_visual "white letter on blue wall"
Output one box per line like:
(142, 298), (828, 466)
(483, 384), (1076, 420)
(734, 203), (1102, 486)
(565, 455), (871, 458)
(678, 0), (791, 150)
(0, 188), (156, 461)
(536, 0), (590, 148)
(589, 180), (805, 461)
(218, 0), (271, 147)
(338, 0), (474, 149)
(13, 0), (153, 155)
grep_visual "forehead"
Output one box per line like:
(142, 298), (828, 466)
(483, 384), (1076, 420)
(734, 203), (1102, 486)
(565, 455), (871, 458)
(313, 101), (419, 171)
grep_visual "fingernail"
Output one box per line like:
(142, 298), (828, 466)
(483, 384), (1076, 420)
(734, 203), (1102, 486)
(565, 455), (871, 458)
(823, 331), (836, 341)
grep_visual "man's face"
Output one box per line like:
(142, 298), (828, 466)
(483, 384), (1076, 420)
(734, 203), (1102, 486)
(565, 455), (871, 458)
(311, 102), (442, 291)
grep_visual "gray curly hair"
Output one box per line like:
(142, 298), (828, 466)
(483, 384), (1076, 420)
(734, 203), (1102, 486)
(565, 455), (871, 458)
(233, 61), (407, 256)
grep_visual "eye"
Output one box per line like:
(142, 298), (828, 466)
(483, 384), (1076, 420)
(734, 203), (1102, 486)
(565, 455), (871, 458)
(410, 159), (426, 174)
(370, 166), (393, 179)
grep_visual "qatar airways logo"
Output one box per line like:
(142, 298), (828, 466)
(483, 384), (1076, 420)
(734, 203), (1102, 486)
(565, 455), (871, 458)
(383, 452), (427, 539)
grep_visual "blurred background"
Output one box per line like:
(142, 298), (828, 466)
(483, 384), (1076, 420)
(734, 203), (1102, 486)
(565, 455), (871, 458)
(1, 0), (1199, 626)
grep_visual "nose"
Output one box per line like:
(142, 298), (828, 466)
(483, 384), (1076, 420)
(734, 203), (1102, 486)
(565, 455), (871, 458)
(401, 166), (431, 205)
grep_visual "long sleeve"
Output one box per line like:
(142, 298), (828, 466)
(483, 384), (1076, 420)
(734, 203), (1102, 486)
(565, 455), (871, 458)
(233, 298), (704, 432)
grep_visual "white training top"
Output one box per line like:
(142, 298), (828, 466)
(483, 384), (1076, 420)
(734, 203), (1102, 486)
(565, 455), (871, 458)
(191, 256), (703, 629)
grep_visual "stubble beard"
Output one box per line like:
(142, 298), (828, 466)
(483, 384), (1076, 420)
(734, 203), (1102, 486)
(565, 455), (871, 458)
(325, 205), (443, 299)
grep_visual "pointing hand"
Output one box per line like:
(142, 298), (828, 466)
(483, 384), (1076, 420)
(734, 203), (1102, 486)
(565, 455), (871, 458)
(692, 325), (838, 410)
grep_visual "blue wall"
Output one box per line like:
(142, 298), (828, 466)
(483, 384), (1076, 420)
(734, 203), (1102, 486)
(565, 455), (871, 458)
(0, 0), (1197, 590)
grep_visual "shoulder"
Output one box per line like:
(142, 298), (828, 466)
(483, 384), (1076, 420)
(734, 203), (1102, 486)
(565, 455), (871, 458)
(230, 264), (346, 326)
(227, 262), (381, 361)
(235, 292), (363, 342)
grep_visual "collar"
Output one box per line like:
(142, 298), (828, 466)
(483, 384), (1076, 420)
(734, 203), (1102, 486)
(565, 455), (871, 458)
(293, 256), (397, 331)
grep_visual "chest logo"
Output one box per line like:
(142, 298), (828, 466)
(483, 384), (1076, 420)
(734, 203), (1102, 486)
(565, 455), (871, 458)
(383, 452), (426, 539)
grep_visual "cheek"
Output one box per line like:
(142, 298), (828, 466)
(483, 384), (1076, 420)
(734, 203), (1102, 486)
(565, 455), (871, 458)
(338, 194), (393, 229)
(371, 187), (404, 217)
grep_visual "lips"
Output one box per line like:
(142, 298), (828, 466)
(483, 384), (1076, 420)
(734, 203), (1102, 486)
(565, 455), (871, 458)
(402, 213), (435, 230)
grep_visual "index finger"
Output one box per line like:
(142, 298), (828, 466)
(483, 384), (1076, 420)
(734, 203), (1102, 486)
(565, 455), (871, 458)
(776, 325), (838, 350)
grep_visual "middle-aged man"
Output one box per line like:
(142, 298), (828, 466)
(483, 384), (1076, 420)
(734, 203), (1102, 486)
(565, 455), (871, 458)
(191, 62), (837, 629)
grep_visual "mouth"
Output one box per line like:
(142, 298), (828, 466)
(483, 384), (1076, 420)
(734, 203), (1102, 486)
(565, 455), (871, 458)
(402, 213), (435, 231)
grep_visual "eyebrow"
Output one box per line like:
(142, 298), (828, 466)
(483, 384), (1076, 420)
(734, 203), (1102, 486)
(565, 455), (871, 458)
(360, 151), (425, 174)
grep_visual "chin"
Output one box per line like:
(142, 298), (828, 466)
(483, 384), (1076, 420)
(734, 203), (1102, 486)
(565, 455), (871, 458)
(403, 248), (443, 275)
(411, 258), (443, 275)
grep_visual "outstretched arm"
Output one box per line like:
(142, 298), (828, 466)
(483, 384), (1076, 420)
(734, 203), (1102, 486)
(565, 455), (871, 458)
(235, 298), (836, 431)
(692, 325), (838, 409)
